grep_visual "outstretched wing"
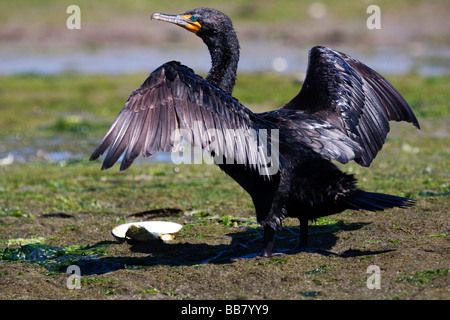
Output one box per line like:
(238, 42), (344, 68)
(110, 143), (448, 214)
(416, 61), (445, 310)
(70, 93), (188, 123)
(282, 46), (420, 167)
(261, 109), (365, 165)
(90, 61), (278, 177)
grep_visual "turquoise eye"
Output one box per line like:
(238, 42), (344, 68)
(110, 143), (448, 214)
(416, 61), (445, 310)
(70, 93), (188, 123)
(190, 16), (198, 22)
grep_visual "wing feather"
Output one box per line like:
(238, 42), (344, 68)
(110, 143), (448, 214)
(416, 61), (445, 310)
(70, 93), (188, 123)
(281, 46), (420, 166)
(90, 61), (278, 177)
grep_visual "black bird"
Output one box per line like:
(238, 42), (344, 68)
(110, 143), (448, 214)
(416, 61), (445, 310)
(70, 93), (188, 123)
(90, 8), (420, 257)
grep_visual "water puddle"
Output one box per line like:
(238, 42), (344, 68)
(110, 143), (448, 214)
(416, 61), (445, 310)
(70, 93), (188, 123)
(0, 137), (208, 166)
(1, 43), (449, 76)
(300, 291), (322, 298)
(0, 147), (84, 166)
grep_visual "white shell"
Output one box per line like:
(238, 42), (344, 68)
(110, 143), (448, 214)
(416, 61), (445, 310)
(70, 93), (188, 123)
(111, 221), (183, 241)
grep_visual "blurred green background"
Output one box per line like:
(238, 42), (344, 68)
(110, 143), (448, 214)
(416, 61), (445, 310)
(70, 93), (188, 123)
(1, 0), (449, 51)
(1, 0), (449, 154)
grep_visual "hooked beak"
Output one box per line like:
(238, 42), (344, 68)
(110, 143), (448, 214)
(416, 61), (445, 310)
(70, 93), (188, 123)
(151, 12), (202, 34)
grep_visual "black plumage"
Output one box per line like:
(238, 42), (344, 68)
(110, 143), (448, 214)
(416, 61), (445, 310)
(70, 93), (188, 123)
(90, 8), (420, 257)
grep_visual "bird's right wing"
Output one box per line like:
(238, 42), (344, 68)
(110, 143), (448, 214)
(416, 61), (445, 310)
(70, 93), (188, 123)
(90, 61), (279, 177)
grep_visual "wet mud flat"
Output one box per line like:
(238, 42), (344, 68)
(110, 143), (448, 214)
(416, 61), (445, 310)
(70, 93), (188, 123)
(0, 152), (448, 300)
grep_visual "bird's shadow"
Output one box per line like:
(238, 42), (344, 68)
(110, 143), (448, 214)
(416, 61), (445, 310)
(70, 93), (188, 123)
(71, 221), (393, 276)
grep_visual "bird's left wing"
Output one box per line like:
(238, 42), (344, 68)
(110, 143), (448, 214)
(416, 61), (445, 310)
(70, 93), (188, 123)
(261, 110), (365, 165)
(282, 46), (420, 167)
(90, 61), (278, 177)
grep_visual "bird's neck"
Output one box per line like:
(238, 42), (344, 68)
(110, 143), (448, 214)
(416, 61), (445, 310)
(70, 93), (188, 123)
(204, 32), (240, 95)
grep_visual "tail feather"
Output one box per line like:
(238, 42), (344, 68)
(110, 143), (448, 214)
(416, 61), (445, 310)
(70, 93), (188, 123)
(345, 190), (416, 212)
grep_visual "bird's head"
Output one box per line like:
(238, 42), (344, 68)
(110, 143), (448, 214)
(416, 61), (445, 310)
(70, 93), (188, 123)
(151, 8), (235, 42)
(151, 8), (239, 95)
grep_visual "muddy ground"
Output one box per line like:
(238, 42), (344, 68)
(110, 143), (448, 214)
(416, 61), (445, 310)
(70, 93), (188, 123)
(0, 0), (449, 302)
(1, 120), (449, 300)
(0, 193), (448, 300)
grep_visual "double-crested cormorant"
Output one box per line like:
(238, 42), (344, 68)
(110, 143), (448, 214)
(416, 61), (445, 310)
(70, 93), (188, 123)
(90, 8), (420, 257)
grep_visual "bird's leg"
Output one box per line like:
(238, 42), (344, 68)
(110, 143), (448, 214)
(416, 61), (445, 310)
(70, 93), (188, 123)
(261, 226), (283, 257)
(292, 218), (336, 256)
(294, 218), (309, 250)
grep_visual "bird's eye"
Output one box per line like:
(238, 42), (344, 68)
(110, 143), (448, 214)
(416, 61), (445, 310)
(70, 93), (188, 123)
(190, 16), (198, 22)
